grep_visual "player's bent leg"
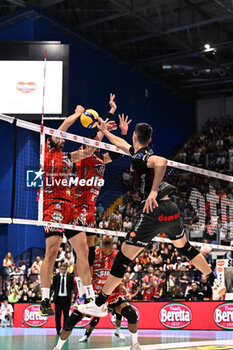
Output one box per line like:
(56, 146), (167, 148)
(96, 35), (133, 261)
(114, 313), (125, 340)
(78, 243), (143, 317)
(172, 235), (226, 299)
(115, 302), (140, 349)
(40, 234), (62, 316)
(53, 309), (83, 350)
(67, 231), (95, 301)
(79, 316), (100, 342)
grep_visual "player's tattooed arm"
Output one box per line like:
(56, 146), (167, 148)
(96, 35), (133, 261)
(143, 155), (167, 213)
(58, 105), (85, 132)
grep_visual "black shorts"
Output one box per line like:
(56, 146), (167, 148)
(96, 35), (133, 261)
(125, 199), (184, 247)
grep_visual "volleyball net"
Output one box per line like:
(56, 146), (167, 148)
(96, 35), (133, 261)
(0, 113), (232, 251)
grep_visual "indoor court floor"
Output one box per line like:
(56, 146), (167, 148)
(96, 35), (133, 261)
(0, 328), (232, 350)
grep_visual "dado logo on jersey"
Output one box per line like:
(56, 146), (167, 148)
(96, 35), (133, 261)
(16, 81), (36, 93)
(110, 304), (140, 328)
(24, 304), (48, 327)
(214, 303), (233, 329)
(159, 303), (192, 329)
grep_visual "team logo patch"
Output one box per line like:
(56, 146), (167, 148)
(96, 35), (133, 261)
(135, 153), (143, 159)
(130, 231), (136, 237)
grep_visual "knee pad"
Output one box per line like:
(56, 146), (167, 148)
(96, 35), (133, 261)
(177, 241), (199, 261)
(121, 306), (137, 324)
(64, 310), (83, 331)
(110, 251), (132, 278)
(90, 316), (100, 327)
(88, 246), (96, 267)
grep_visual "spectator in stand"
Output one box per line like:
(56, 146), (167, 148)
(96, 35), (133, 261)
(65, 253), (74, 268)
(31, 256), (43, 275)
(173, 257), (183, 270)
(7, 279), (20, 303)
(3, 252), (14, 277)
(179, 267), (191, 296)
(0, 298), (13, 327)
(19, 260), (26, 276)
(19, 282), (30, 303)
(56, 247), (66, 268)
(123, 191), (132, 206)
(10, 266), (24, 283)
(185, 282), (204, 301)
(96, 202), (104, 215)
(122, 272), (140, 301)
(99, 217), (109, 229)
(28, 282), (37, 303)
(123, 216), (132, 232)
(200, 275), (212, 299)
(140, 250), (149, 267)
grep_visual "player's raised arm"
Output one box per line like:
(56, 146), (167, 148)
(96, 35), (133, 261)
(97, 114), (132, 155)
(143, 155), (167, 213)
(102, 113), (131, 164)
(69, 120), (117, 163)
(58, 105), (85, 132)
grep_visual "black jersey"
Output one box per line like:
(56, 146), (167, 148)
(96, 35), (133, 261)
(129, 146), (154, 200)
(129, 146), (176, 201)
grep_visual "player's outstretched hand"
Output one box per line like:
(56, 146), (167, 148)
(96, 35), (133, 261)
(75, 105), (85, 116)
(97, 116), (108, 133)
(143, 190), (158, 214)
(119, 114), (132, 135)
(106, 120), (117, 131)
(109, 93), (117, 113)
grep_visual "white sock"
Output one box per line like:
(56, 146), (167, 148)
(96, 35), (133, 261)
(42, 288), (50, 300)
(83, 284), (95, 299)
(75, 277), (85, 298)
(56, 338), (66, 349)
(130, 332), (138, 345)
(115, 326), (120, 334)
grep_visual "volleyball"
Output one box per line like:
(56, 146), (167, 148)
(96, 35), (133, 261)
(80, 109), (99, 129)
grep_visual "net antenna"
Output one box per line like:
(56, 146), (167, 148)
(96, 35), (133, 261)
(38, 49), (47, 223)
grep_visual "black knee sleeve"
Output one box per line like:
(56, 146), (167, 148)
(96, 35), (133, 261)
(88, 246), (96, 267)
(64, 310), (83, 331)
(110, 251), (132, 278)
(177, 241), (199, 261)
(121, 306), (137, 324)
(90, 316), (100, 327)
(115, 313), (122, 321)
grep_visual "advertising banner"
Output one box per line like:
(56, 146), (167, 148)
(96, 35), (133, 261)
(13, 301), (233, 330)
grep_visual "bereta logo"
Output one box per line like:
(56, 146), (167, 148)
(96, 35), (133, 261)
(159, 303), (192, 329)
(217, 260), (225, 267)
(69, 304), (91, 328)
(110, 304), (140, 328)
(16, 82), (36, 93)
(24, 304), (48, 327)
(217, 267), (223, 273)
(214, 303), (233, 330)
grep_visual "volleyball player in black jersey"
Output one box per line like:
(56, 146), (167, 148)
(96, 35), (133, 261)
(78, 115), (225, 317)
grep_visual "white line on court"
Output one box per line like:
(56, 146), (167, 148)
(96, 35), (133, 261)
(87, 339), (233, 350)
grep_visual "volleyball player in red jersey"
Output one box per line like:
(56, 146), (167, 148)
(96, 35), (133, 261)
(72, 100), (132, 302)
(53, 235), (141, 350)
(40, 104), (116, 316)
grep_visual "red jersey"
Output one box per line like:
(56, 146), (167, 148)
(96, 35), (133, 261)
(142, 275), (162, 300)
(92, 248), (123, 304)
(124, 280), (137, 295)
(72, 154), (105, 207)
(44, 140), (72, 202)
